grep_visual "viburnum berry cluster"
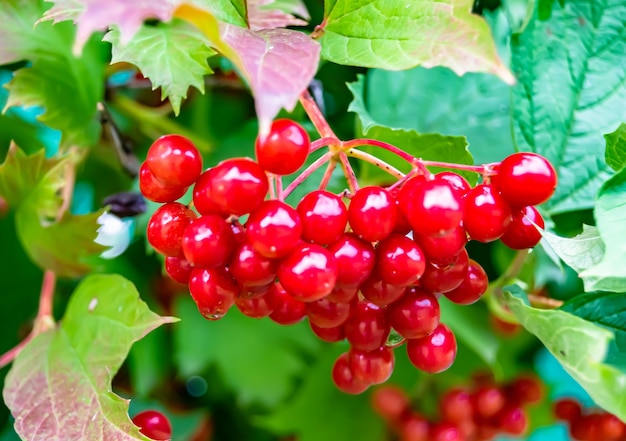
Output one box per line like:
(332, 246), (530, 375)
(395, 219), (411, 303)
(554, 398), (626, 441)
(371, 374), (543, 441)
(140, 104), (557, 392)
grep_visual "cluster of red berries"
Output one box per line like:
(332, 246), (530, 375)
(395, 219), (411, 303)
(371, 375), (543, 441)
(140, 118), (557, 392)
(132, 410), (172, 440)
(554, 399), (626, 440)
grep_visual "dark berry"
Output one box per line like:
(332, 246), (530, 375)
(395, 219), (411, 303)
(268, 282), (306, 325)
(310, 321), (345, 342)
(360, 275), (406, 307)
(307, 297), (351, 328)
(344, 301), (390, 352)
(420, 248), (469, 293)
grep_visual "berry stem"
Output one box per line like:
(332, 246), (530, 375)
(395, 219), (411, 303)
(268, 174), (277, 199)
(421, 160), (498, 174)
(276, 175), (284, 201)
(283, 151), (332, 199)
(346, 148), (405, 180)
(318, 159), (337, 191)
(299, 90), (336, 139)
(310, 137), (340, 154)
(338, 152), (359, 194)
(342, 138), (416, 164)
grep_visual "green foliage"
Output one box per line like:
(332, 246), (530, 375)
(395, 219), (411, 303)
(605, 123), (626, 172)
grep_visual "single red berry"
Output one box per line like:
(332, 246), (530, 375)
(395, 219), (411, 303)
(505, 375), (544, 405)
(599, 413), (626, 439)
(132, 410), (172, 440)
(495, 152), (557, 207)
(376, 234), (426, 287)
(397, 412), (429, 441)
(371, 386), (410, 423)
(570, 414), (598, 441)
(443, 259), (488, 305)
(255, 119), (310, 175)
(139, 162), (187, 203)
(246, 200), (302, 258)
(147, 202), (196, 257)
(471, 386), (506, 418)
(192, 168), (229, 216)
(420, 248), (469, 294)
(436, 171), (471, 197)
(181, 215), (235, 268)
(348, 186), (397, 242)
(391, 188), (413, 235)
(146, 134), (202, 187)
(440, 388), (473, 423)
(278, 243), (338, 302)
(430, 422), (463, 441)
(360, 275), (406, 307)
(386, 287), (440, 339)
(344, 301), (391, 352)
(414, 225), (468, 267)
(332, 352), (369, 394)
(297, 190), (348, 245)
(500, 205), (545, 249)
(327, 233), (375, 287)
(464, 184), (512, 242)
(310, 321), (345, 342)
(406, 323), (457, 373)
(188, 267), (238, 320)
(235, 292), (275, 318)
(307, 297), (351, 328)
(229, 242), (278, 287)
(398, 176), (464, 236)
(498, 406), (528, 435)
(164, 256), (192, 284)
(193, 158), (268, 216)
(554, 398), (582, 422)
(268, 282), (306, 325)
(326, 285), (358, 304)
(348, 346), (395, 385)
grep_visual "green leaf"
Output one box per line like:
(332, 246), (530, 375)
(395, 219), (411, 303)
(2, 275), (177, 441)
(349, 68), (514, 164)
(511, 0), (626, 214)
(260, 345), (386, 441)
(580, 167), (626, 292)
(319, 0), (514, 84)
(0, 145), (106, 277)
(502, 285), (626, 419)
(104, 20), (216, 115)
(193, 0), (248, 27)
(605, 123), (626, 172)
(173, 296), (320, 408)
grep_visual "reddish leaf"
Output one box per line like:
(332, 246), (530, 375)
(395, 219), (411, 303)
(248, 0), (309, 31)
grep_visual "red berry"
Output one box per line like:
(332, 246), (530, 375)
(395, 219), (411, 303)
(310, 321), (345, 342)
(406, 323), (457, 373)
(164, 256), (192, 284)
(506, 375), (543, 405)
(386, 287), (440, 339)
(495, 152), (557, 207)
(398, 177), (464, 236)
(348, 186), (397, 242)
(147, 202), (196, 257)
(297, 190), (348, 245)
(255, 119), (310, 175)
(344, 301), (390, 352)
(464, 184), (512, 242)
(599, 413), (626, 439)
(146, 134), (202, 187)
(376, 234), (426, 287)
(235, 292), (275, 318)
(443, 259), (488, 305)
(278, 244), (338, 302)
(436, 171), (471, 197)
(139, 163), (187, 203)
(192, 168), (229, 216)
(554, 398), (582, 422)
(332, 352), (369, 394)
(420, 248), (469, 294)
(238, 282), (272, 299)
(193, 158), (268, 216)
(398, 412), (429, 441)
(246, 200), (302, 258)
(307, 297), (351, 328)
(132, 410), (172, 440)
(348, 346), (395, 385)
(414, 225), (468, 267)
(326, 285), (358, 303)
(440, 388), (473, 423)
(498, 406), (528, 435)
(371, 386), (410, 423)
(360, 275), (406, 307)
(430, 422), (463, 441)
(471, 386), (506, 418)
(188, 267), (238, 320)
(327, 233), (375, 287)
(229, 242), (278, 287)
(268, 282), (306, 325)
(500, 205), (545, 249)
(181, 215), (235, 268)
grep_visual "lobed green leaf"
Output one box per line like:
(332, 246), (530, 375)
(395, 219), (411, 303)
(605, 123), (626, 172)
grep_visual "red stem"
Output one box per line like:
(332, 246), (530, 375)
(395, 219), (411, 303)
(283, 151), (332, 199)
(299, 90), (336, 138)
(342, 138), (416, 164)
(276, 175), (284, 201)
(318, 159), (337, 191)
(421, 160), (498, 174)
(338, 152), (359, 194)
(310, 137), (340, 154)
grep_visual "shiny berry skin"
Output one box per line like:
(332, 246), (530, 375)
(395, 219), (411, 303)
(164, 256), (192, 284)
(387, 287), (440, 339)
(554, 398), (582, 422)
(307, 297), (351, 328)
(235, 292), (275, 318)
(132, 410), (172, 440)
(344, 301), (390, 352)
(327, 233), (375, 287)
(436, 171), (471, 197)
(440, 388), (473, 423)
(348, 346), (395, 385)
(376, 234), (426, 287)
(500, 205), (545, 249)
(277, 244), (338, 302)
(444, 259), (488, 305)
(360, 275), (406, 307)
(255, 119), (310, 175)
(192, 168), (229, 216)
(498, 406), (528, 436)
(297, 190), (348, 245)
(310, 321), (345, 342)
(406, 323), (457, 373)
(268, 282), (306, 325)
(496, 152), (557, 207)
(430, 422), (463, 441)
(332, 352), (369, 394)
(414, 225), (468, 267)
(246, 200), (302, 258)
(464, 184), (512, 242)
(181, 215), (235, 268)
(398, 177), (464, 236)
(146, 134), (202, 187)
(471, 385), (505, 418)
(348, 186), (397, 242)
(139, 163), (187, 203)
(229, 242), (278, 287)
(147, 202), (196, 257)
(326, 285), (358, 303)
(188, 267), (238, 320)
(371, 386), (410, 423)
(420, 248), (469, 294)
(194, 158), (268, 216)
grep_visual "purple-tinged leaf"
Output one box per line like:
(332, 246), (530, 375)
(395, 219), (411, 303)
(248, 0), (309, 30)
